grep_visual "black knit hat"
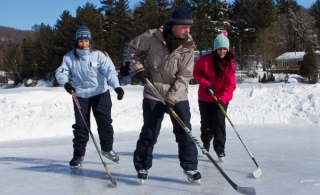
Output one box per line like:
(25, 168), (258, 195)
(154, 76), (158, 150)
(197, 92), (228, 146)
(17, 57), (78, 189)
(72, 25), (94, 46)
(166, 7), (193, 28)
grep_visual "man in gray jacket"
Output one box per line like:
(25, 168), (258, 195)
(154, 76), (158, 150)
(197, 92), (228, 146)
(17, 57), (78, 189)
(127, 7), (201, 184)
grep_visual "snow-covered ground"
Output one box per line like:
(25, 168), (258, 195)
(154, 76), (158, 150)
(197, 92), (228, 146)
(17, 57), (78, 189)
(0, 79), (320, 194)
(1, 79), (319, 141)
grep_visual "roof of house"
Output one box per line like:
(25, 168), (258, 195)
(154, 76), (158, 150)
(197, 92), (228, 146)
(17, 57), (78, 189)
(275, 51), (320, 61)
(275, 52), (305, 61)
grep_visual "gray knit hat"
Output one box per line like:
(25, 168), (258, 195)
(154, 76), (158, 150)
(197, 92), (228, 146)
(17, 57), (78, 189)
(72, 25), (94, 46)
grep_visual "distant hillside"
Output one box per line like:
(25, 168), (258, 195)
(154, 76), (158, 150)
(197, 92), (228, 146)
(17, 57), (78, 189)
(0, 26), (32, 43)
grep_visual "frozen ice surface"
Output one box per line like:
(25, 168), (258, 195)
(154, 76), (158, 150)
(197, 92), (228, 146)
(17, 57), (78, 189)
(0, 124), (319, 195)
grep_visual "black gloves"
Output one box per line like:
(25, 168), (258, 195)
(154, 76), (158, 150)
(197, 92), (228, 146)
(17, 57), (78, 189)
(205, 86), (214, 95)
(216, 100), (225, 106)
(165, 101), (174, 114)
(115, 87), (124, 100)
(135, 70), (149, 84)
(64, 83), (75, 94)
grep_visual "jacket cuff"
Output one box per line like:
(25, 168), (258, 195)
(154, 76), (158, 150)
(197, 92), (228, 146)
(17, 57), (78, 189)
(134, 67), (145, 74)
(166, 99), (175, 106)
(219, 96), (227, 104)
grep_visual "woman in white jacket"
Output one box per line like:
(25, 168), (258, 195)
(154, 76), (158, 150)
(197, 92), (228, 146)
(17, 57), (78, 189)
(55, 25), (124, 167)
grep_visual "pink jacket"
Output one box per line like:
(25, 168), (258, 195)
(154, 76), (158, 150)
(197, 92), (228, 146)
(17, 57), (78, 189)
(193, 52), (236, 104)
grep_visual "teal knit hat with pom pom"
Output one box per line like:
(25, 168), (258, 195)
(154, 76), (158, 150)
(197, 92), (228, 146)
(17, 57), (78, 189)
(213, 30), (230, 51)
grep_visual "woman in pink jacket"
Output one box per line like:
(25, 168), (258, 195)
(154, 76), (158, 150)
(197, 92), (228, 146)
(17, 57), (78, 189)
(193, 30), (236, 162)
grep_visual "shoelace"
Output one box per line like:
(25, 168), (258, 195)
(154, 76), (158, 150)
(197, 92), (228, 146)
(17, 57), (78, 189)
(218, 153), (225, 157)
(186, 170), (198, 175)
(139, 169), (148, 174)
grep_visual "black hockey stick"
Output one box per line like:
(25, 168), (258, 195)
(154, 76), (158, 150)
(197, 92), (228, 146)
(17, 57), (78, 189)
(72, 91), (117, 186)
(146, 79), (256, 195)
(209, 90), (262, 179)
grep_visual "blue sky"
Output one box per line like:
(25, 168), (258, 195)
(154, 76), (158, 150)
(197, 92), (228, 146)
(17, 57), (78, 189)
(0, 0), (140, 31)
(0, 0), (316, 31)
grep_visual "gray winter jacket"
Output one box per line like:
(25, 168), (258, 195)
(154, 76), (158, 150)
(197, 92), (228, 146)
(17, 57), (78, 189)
(127, 27), (196, 105)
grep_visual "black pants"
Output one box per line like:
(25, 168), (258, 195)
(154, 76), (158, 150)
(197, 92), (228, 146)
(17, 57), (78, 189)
(133, 98), (198, 172)
(72, 91), (114, 156)
(198, 100), (228, 155)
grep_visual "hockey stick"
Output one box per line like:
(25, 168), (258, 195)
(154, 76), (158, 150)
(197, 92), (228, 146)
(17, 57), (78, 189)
(145, 79), (256, 195)
(209, 90), (262, 179)
(72, 91), (117, 186)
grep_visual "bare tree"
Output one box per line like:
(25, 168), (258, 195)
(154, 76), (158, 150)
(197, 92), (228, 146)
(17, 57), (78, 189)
(3, 43), (23, 84)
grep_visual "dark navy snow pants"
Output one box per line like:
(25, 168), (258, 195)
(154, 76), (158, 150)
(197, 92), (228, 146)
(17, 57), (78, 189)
(133, 98), (198, 172)
(198, 100), (228, 155)
(72, 91), (114, 156)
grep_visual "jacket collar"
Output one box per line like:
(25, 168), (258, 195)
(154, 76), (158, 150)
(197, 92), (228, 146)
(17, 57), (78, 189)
(76, 48), (90, 57)
(156, 26), (196, 51)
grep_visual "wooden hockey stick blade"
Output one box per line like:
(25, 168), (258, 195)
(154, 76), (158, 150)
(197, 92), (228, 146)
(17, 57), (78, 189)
(110, 176), (118, 186)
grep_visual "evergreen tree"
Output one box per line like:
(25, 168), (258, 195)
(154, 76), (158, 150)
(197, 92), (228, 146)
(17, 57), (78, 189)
(132, 0), (171, 37)
(231, 0), (257, 70)
(74, 3), (105, 47)
(251, 0), (277, 30)
(211, 0), (237, 34)
(101, 0), (133, 64)
(154, 0), (172, 25)
(311, 0), (320, 28)
(30, 24), (55, 80)
(100, 0), (117, 54)
(21, 37), (36, 79)
(171, 0), (189, 8)
(300, 43), (318, 83)
(54, 10), (77, 62)
(275, 0), (300, 13)
(188, 0), (238, 54)
(132, 0), (158, 38)
(188, 0), (216, 52)
(310, 0), (320, 45)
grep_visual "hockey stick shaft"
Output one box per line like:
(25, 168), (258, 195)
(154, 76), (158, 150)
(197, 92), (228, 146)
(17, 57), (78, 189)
(146, 79), (255, 195)
(72, 92), (117, 186)
(211, 92), (260, 169)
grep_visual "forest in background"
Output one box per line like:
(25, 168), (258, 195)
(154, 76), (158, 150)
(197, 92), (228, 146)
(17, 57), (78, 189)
(1, 0), (320, 85)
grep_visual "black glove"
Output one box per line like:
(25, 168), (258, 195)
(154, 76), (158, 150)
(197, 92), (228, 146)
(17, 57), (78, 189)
(205, 86), (214, 95)
(115, 87), (124, 100)
(165, 101), (174, 114)
(64, 83), (75, 95)
(217, 100), (225, 106)
(135, 70), (149, 84)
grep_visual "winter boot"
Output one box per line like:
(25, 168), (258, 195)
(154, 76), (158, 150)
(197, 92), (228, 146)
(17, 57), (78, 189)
(101, 149), (119, 163)
(137, 169), (148, 184)
(69, 156), (84, 168)
(183, 170), (201, 184)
